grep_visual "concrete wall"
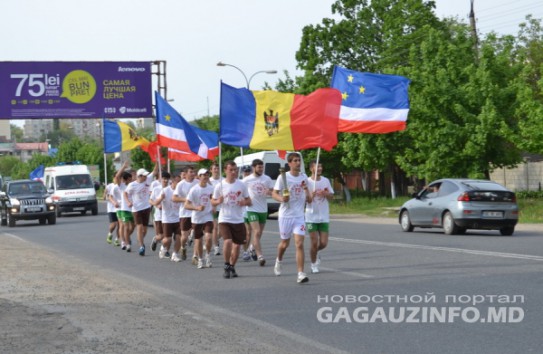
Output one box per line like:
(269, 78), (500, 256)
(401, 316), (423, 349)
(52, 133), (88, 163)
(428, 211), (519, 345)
(490, 161), (543, 191)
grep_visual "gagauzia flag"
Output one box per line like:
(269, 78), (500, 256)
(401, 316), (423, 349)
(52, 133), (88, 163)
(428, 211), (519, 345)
(331, 66), (411, 133)
(155, 92), (202, 154)
(155, 92), (219, 160)
(168, 148), (204, 162)
(219, 82), (342, 151)
(104, 119), (150, 153)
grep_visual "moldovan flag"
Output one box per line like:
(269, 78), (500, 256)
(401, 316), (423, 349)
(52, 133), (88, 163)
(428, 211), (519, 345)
(103, 119), (150, 153)
(155, 92), (201, 154)
(330, 66), (410, 133)
(219, 82), (342, 151)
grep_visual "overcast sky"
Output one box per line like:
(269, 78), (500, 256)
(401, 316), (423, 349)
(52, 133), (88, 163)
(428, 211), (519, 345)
(2, 0), (541, 126)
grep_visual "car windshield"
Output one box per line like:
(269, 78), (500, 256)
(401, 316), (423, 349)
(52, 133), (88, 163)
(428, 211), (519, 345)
(9, 182), (46, 195)
(56, 174), (94, 190)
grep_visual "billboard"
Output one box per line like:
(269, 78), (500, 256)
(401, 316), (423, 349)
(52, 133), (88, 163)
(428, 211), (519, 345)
(0, 61), (153, 119)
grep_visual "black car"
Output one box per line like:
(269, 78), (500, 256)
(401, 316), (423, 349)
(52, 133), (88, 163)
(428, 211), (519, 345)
(0, 179), (56, 227)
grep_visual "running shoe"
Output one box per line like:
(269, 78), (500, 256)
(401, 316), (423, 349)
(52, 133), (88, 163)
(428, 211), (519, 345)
(138, 245), (145, 256)
(258, 255), (266, 267)
(230, 266), (238, 278)
(197, 259), (204, 269)
(205, 256), (212, 268)
(121, 242), (127, 250)
(159, 247), (169, 259)
(214, 245), (221, 256)
(126, 244), (131, 252)
(181, 248), (187, 261)
(171, 253), (181, 262)
(151, 237), (157, 251)
(106, 233), (113, 244)
(164, 251), (171, 258)
(242, 251), (251, 261)
(274, 260), (282, 276)
(297, 272), (309, 283)
(113, 238), (120, 247)
(223, 265), (231, 279)
(311, 263), (320, 274)
(192, 255), (198, 265)
(250, 248), (257, 261)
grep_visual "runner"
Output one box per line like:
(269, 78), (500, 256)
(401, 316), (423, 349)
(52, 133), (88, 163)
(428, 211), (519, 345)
(172, 167), (198, 262)
(242, 159), (274, 266)
(305, 160), (334, 274)
(272, 152), (313, 283)
(212, 161), (251, 279)
(184, 168), (214, 269)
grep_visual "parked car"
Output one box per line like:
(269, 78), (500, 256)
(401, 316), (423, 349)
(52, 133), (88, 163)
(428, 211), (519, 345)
(0, 179), (56, 227)
(399, 179), (518, 236)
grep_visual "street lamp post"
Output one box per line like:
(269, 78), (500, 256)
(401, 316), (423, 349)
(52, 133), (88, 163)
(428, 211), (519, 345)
(216, 61), (277, 89)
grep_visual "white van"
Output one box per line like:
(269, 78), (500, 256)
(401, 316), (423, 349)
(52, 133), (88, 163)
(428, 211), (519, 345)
(234, 151), (305, 214)
(44, 164), (98, 217)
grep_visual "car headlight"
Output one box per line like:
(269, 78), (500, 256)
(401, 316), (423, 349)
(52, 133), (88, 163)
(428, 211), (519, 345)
(9, 198), (20, 206)
(46, 197), (53, 204)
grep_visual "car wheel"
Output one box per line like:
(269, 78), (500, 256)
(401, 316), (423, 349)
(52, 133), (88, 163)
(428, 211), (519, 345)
(400, 210), (414, 232)
(39, 218), (46, 225)
(48, 213), (56, 225)
(442, 212), (459, 235)
(80, 210), (86, 215)
(500, 226), (514, 236)
(7, 213), (15, 227)
(91, 207), (98, 216)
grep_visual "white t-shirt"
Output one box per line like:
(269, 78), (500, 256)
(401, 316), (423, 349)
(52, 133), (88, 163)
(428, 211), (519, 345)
(150, 185), (163, 221)
(243, 174), (273, 213)
(174, 179), (198, 218)
(210, 176), (222, 212)
(186, 183), (214, 224)
(105, 183), (117, 213)
(161, 186), (181, 223)
(112, 183), (131, 212)
(125, 175), (155, 212)
(213, 179), (249, 224)
(305, 176), (334, 223)
(274, 172), (309, 218)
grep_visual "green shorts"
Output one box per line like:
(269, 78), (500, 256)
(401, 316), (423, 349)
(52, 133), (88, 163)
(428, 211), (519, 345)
(117, 210), (134, 223)
(247, 211), (267, 224)
(306, 222), (329, 233)
(213, 211), (219, 219)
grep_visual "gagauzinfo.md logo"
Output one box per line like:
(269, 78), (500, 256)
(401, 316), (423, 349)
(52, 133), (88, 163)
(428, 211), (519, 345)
(316, 293), (525, 324)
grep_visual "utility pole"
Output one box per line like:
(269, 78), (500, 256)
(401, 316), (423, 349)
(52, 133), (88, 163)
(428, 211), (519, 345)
(469, 0), (479, 58)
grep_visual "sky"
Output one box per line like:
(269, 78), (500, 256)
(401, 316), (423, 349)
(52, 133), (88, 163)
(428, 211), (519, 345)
(2, 0), (542, 127)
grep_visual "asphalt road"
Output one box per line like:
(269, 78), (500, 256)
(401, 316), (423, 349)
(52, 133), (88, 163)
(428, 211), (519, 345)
(2, 203), (543, 354)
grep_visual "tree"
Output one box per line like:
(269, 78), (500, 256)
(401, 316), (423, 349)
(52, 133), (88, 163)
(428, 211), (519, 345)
(9, 124), (23, 142)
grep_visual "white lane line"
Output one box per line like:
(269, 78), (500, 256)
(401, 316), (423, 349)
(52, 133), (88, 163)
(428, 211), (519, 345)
(329, 237), (543, 262)
(264, 230), (374, 278)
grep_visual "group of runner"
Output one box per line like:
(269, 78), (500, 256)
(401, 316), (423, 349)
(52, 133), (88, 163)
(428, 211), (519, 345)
(104, 153), (334, 283)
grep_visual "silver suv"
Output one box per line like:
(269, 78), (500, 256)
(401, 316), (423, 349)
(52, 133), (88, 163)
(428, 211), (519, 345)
(0, 180), (56, 227)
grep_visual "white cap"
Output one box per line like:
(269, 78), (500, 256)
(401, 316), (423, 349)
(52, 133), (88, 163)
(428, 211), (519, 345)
(137, 168), (150, 177)
(197, 168), (209, 176)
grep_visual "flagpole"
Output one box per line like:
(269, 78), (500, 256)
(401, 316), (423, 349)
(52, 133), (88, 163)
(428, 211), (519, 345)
(313, 147), (321, 192)
(103, 153), (107, 187)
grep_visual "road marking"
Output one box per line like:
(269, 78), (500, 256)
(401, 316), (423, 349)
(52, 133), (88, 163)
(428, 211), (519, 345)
(319, 267), (374, 278)
(330, 237), (543, 262)
(264, 230), (374, 278)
